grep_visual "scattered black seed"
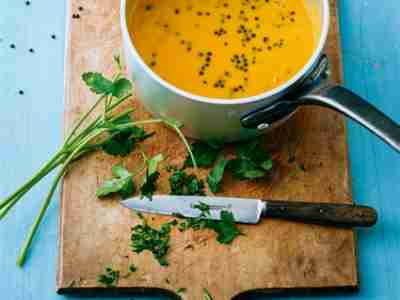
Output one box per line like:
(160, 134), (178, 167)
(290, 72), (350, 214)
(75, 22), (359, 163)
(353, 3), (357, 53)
(180, 40), (185, 45)
(150, 61), (157, 67)
(145, 4), (153, 11)
(251, 5), (256, 10)
(10, 43), (16, 49)
(29, 48), (34, 53)
(51, 34), (56, 39)
(25, 1), (30, 6)
(174, 8), (180, 14)
(72, 13), (80, 19)
(207, 51), (212, 56)
(205, 12), (210, 16)
(78, 6), (84, 11)
(18, 90), (24, 95)
(198, 52), (204, 57)
(223, 3), (228, 7)
(196, 11), (203, 16)
(163, 24), (169, 29)
(255, 16), (259, 21)
(224, 42), (228, 46)
(205, 57), (211, 62)
(199, 71), (204, 76)
(203, 80), (208, 85)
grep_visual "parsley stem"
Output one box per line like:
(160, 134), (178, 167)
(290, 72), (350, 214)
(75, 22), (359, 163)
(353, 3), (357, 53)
(16, 129), (105, 267)
(65, 95), (107, 144)
(165, 122), (197, 169)
(0, 150), (65, 211)
(106, 93), (132, 112)
(0, 154), (65, 219)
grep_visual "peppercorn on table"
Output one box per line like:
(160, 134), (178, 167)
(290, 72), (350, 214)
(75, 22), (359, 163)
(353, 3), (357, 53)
(1, 0), (400, 300)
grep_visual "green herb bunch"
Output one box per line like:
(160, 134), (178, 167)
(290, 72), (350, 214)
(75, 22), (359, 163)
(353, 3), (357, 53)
(0, 56), (195, 267)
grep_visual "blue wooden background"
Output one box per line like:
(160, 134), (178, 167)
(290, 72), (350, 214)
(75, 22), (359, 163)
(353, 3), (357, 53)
(1, 1), (399, 299)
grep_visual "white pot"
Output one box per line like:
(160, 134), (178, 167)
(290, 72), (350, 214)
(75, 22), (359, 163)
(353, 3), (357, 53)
(120, 0), (400, 152)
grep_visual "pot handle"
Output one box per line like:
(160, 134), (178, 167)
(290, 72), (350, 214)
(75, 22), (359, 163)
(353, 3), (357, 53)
(295, 85), (400, 152)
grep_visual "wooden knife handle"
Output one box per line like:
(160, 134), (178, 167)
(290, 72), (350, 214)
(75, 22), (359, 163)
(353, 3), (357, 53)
(263, 200), (377, 227)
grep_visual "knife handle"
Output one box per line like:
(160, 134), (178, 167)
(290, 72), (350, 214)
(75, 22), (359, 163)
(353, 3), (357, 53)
(262, 200), (377, 227)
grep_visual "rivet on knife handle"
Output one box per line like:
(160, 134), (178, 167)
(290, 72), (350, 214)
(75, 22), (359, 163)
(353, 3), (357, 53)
(262, 200), (378, 227)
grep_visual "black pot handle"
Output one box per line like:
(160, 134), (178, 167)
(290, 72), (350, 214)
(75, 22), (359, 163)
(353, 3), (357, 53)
(295, 85), (400, 152)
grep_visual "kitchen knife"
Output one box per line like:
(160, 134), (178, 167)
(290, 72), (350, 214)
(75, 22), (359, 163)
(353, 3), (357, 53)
(121, 195), (377, 227)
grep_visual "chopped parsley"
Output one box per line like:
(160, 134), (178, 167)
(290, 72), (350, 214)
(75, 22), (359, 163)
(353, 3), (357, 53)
(130, 213), (178, 266)
(97, 266), (120, 287)
(178, 202), (242, 244)
(227, 139), (273, 180)
(203, 288), (214, 300)
(169, 169), (205, 196)
(176, 287), (187, 294)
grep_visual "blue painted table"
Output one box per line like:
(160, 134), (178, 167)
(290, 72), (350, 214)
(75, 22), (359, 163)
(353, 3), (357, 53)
(1, 1), (399, 299)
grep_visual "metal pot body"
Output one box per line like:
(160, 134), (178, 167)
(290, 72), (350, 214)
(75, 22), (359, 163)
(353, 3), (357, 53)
(120, 0), (330, 142)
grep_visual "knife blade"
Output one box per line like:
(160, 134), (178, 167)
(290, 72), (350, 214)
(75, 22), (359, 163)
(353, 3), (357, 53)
(120, 195), (377, 227)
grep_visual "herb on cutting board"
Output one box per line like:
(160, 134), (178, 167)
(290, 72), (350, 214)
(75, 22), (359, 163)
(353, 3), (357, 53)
(140, 153), (163, 199)
(207, 159), (229, 193)
(184, 141), (222, 167)
(228, 139), (273, 180)
(178, 202), (242, 244)
(0, 55), (196, 267)
(203, 288), (214, 300)
(97, 266), (120, 287)
(96, 164), (135, 199)
(169, 168), (206, 196)
(131, 213), (178, 267)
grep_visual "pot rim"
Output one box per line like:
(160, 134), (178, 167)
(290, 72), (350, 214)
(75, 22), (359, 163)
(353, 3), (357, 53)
(120, 0), (330, 106)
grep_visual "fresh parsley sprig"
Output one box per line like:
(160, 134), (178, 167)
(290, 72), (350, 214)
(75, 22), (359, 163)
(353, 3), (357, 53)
(0, 56), (196, 267)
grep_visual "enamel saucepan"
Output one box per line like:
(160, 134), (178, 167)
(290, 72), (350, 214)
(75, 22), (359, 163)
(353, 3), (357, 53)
(121, 0), (400, 152)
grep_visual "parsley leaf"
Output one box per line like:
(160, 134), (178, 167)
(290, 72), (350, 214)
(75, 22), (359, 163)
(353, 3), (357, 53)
(140, 154), (163, 199)
(207, 159), (229, 193)
(236, 139), (273, 171)
(96, 164), (135, 199)
(207, 211), (242, 244)
(227, 139), (273, 180)
(101, 115), (154, 157)
(97, 266), (120, 287)
(131, 213), (177, 266)
(184, 142), (221, 168)
(169, 169), (205, 196)
(121, 263), (137, 278)
(178, 203), (242, 244)
(111, 78), (132, 98)
(82, 72), (132, 98)
(82, 72), (114, 95)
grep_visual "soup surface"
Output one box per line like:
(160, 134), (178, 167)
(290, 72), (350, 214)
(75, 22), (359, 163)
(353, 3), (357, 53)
(128, 0), (316, 99)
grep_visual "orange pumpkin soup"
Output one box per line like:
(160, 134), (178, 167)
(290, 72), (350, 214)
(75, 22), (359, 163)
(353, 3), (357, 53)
(128, 0), (315, 99)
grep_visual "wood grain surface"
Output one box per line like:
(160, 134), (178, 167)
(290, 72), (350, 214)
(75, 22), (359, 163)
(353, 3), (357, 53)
(57, 1), (357, 299)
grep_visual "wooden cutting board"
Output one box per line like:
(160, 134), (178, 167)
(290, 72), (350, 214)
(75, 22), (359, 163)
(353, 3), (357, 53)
(57, 0), (357, 299)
